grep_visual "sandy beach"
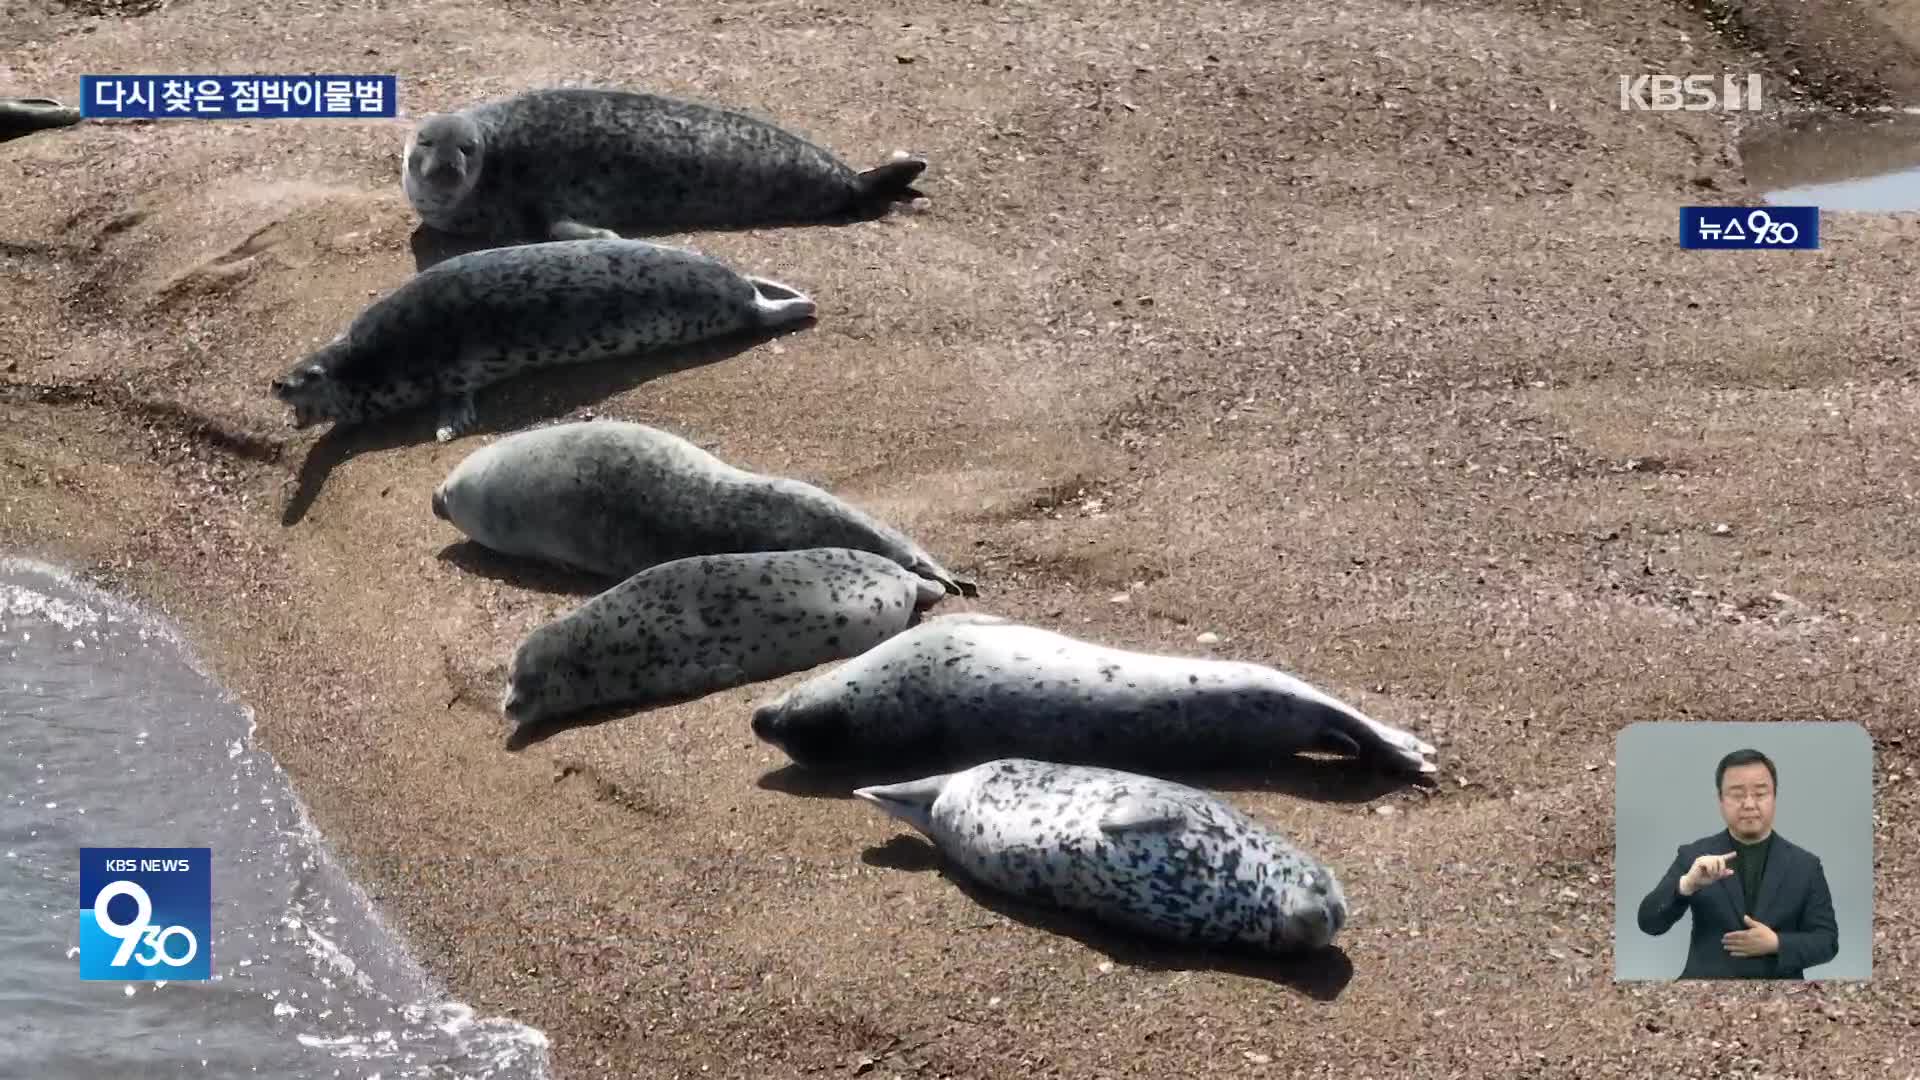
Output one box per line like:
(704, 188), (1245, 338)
(4, 0), (1918, 1076)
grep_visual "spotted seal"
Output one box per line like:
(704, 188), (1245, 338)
(501, 547), (945, 748)
(402, 86), (928, 242)
(752, 613), (1437, 777)
(856, 757), (1348, 954)
(268, 238), (814, 442)
(432, 419), (976, 596)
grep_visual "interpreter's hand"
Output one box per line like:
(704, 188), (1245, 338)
(1723, 916), (1780, 958)
(1678, 852), (1737, 896)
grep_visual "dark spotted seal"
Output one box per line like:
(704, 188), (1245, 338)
(268, 238), (813, 443)
(753, 613), (1437, 777)
(432, 419), (976, 596)
(402, 86), (928, 242)
(856, 757), (1349, 954)
(502, 547), (945, 749)
(0, 97), (83, 143)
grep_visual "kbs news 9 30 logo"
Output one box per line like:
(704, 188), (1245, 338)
(78, 847), (212, 981)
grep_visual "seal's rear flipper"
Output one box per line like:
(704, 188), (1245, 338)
(853, 155), (928, 208)
(916, 563), (978, 598)
(854, 773), (952, 837)
(746, 276), (817, 328)
(910, 578), (947, 614)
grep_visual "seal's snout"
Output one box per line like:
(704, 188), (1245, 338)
(749, 703), (777, 742)
(431, 486), (450, 521)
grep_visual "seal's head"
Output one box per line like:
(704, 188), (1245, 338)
(1278, 864), (1348, 950)
(429, 452), (515, 553)
(750, 686), (861, 767)
(501, 623), (577, 739)
(269, 345), (347, 430)
(403, 112), (485, 214)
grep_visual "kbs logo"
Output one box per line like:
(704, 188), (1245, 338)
(78, 847), (212, 981)
(1619, 74), (1764, 112)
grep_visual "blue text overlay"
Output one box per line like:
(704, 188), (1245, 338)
(1679, 206), (1820, 250)
(78, 847), (212, 981)
(80, 75), (396, 119)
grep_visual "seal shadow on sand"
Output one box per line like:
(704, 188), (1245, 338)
(758, 746), (1436, 804)
(279, 320), (813, 527)
(408, 200), (919, 271)
(860, 834), (1355, 999)
(498, 688), (737, 752)
(434, 540), (610, 598)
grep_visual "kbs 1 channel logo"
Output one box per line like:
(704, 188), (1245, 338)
(1619, 74), (1764, 113)
(78, 847), (212, 981)
(79, 74), (397, 119)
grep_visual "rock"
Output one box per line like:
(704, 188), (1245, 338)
(1196, 631), (1220, 644)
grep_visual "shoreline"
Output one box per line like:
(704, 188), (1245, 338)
(0, 557), (552, 1077)
(6, 0), (1920, 1077)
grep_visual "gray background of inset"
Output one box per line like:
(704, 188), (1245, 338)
(1613, 721), (1874, 981)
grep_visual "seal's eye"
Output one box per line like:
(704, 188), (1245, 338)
(416, 137), (434, 147)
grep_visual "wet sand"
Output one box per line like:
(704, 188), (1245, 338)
(4, 0), (1919, 1076)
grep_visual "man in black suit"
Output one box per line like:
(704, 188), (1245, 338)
(1635, 748), (1840, 979)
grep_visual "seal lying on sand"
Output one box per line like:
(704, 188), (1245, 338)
(432, 419), (976, 596)
(501, 547), (944, 749)
(0, 98), (83, 143)
(402, 86), (928, 241)
(856, 758), (1349, 954)
(268, 238), (813, 442)
(753, 613), (1437, 777)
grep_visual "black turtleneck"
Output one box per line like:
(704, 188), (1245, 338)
(1731, 831), (1772, 912)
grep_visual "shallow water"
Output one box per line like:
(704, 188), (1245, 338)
(0, 557), (552, 1079)
(1743, 110), (1920, 212)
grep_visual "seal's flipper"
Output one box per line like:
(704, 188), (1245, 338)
(1345, 712), (1438, 775)
(745, 276), (817, 328)
(549, 219), (621, 241)
(913, 562), (976, 598)
(854, 773), (952, 837)
(435, 392), (479, 443)
(923, 611), (1012, 628)
(911, 578), (947, 613)
(853, 156), (928, 208)
(1098, 796), (1187, 835)
(1318, 729), (1363, 758)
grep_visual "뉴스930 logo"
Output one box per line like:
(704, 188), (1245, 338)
(1620, 74), (1763, 112)
(78, 846), (212, 981)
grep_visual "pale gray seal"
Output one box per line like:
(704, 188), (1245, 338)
(268, 238), (814, 442)
(502, 547), (945, 748)
(402, 86), (928, 242)
(856, 757), (1349, 954)
(432, 419), (977, 596)
(752, 613), (1438, 777)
